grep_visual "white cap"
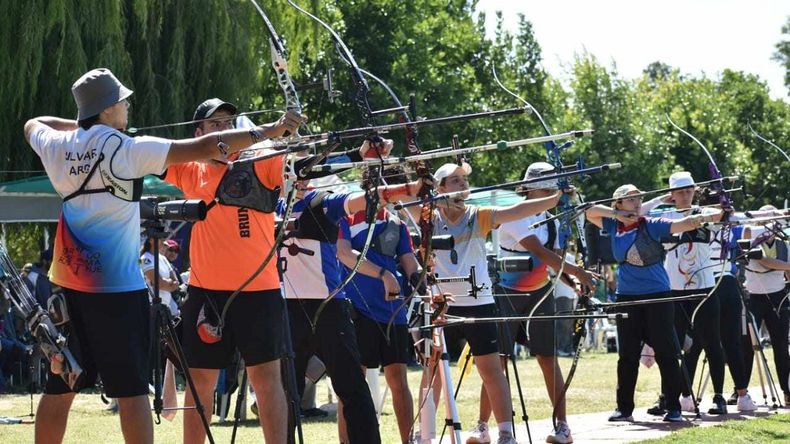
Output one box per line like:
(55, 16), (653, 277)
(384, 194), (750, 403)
(433, 162), (472, 184)
(612, 184), (641, 200)
(522, 162), (558, 190)
(669, 171), (696, 189)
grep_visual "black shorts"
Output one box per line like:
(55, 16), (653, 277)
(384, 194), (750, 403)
(443, 303), (500, 356)
(353, 313), (413, 368)
(495, 283), (557, 357)
(181, 286), (285, 368)
(45, 288), (150, 398)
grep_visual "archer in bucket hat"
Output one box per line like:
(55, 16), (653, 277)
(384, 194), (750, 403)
(72, 68), (134, 121)
(585, 183), (725, 423)
(22, 66), (304, 443)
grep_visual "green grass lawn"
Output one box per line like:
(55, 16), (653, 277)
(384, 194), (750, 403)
(0, 349), (779, 443)
(640, 412), (790, 443)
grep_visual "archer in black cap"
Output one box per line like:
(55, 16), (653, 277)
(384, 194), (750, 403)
(192, 98), (237, 128)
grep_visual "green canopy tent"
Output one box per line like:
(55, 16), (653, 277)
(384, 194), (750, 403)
(0, 175), (182, 223)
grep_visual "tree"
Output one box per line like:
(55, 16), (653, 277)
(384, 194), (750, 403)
(774, 16), (790, 95)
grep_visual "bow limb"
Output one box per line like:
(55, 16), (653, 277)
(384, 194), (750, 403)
(666, 113), (732, 329)
(356, 67), (435, 343)
(288, 0), (383, 329)
(220, 157), (298, 328)
(749, 123), (790, 165)
(551, 293), (593, 430)
(215, 2), (304, 329)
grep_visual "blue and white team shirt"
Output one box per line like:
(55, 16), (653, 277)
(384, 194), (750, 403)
(652, 207), (720, 290)
(339, 209), (414, 325)
(602, 217), (673, 296)
(277, 190), (351, 300)
(29, 124), (170, 293)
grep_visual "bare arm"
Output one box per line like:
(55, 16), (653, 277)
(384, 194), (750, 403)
(490, 191), (563, 226)
(166, 112), (303, 166)
(669, 210), (724, 234)
(337, 237), (401, 297)
(144, 269), (179, 292)
(518, 235), (596, 288)
(24, 117), (79, 144)
(753, 257), (790, 272)
(346, 180), (422, 215)
(641, 194), (670, 213)
(586, 205), (638, 228)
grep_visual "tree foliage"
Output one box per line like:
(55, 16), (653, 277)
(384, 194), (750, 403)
(1, 2), (790, 262)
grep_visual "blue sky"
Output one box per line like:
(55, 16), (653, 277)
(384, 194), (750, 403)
(477, 0), (789, 100)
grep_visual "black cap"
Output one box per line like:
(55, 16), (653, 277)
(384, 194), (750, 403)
(192, 98), (237, 126)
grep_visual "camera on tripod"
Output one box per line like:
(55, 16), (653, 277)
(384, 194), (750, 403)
(495, 256), (534, 273)
(736, 239), (763, 263)
(140, 196), (208, 222)
(409, 234), (454, 251)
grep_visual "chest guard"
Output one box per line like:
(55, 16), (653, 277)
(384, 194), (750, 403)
(290, 192), (339, 243)
(622, 222), (666, 267)
(62, 133), (143, 202)
(371, 219), (401, 257)
(761, 239), (789, 262)
(216, 160), (280, 213)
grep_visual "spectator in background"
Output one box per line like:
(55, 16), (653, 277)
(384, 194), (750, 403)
(140, 237), (180, 317)
(163, 240), (181, 272)
(26, 249), (54, 308)
(554, 251), (580, 357)
(0, 302), (29, 393)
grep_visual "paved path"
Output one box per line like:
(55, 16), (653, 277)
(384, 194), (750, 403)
(420, 392), (787, 443)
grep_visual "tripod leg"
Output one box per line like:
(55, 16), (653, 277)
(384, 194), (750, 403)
(696, 357), (710, 404)
(161, 308), (216, 444)
(673, 332), (700, 418)
(230, 369), (248, 444)
(500, 319), (531, 444)
(440, 348), (471, 442)
(746, 306), (781, 408)
(437, 335), (462, 444)
(280, 299), (304, 444)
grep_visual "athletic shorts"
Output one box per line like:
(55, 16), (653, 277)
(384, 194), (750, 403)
(352, 312), (412, 368)
(443, 303), (500, 356)
(181, 286), (285, 368)
(495, 283), (557, 356)
(45, 288), (150, 398)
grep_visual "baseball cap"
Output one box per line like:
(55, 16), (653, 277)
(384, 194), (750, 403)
(163, 239), (180, 251)
(192, 98), (238, 125)
(71, 68), (133, 120)
(433, 162), (472, 185)
(522, 162), (559, 190)
(669, 171), (696, 189)
(612, 184), (642, 200)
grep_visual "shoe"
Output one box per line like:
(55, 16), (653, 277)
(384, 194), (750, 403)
(607, 410), (633, 422)
(106, 399), (118, 414)
(727, 391), (738, 405)
(466, 421), (491, 444)
(250, 401), (259, 417)
(646, 394), (666, 416)
(707, 394), (728, 414)
(301, 407), (328, 418)
(496, 434), (517, 444)
(679, 395), (696, 412)
(546, 420), (573, 443)
(737, 394), (757, 412)
(662, 409), (683, 422)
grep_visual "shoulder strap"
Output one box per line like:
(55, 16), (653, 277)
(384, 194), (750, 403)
(62, 153), (110, 202)
(545, 214), (557, 249)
